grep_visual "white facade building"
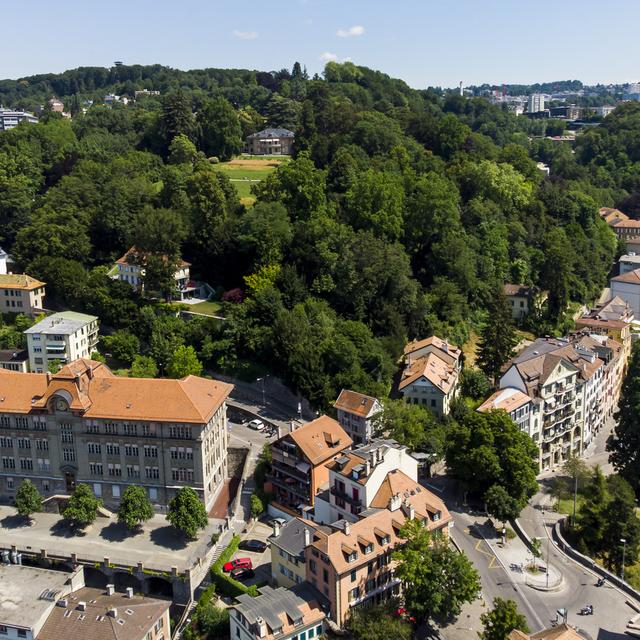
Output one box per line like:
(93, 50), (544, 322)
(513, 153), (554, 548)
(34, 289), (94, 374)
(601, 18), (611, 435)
(0, 109), (38, 131)
(314, 439), (419, 524)
(527, 94), (545, 113)
(0, 247), (7, 275)
(24, 311), (99, 373)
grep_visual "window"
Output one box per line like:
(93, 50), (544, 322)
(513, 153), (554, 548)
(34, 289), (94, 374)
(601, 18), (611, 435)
(20, 458), (33, 470)
(144, 445), (158, 458)
(367, 561), (374, 575)
(323, 568), (328, 583)
(123, 424), (138, 436)
(16, 438), (30, 449)
(60, 424), (73, 443)
(309, 559), (316, 574)
(350, 569), (357, 582)
(126, 464), (140, 478)
(63, 448), (76, 462)
(35, 439), (48, 451)
(17, 629), (26, 638)
(87, 442), (101, 454)
(142, 424), (155, 437)
(38, 458), (50, 472)
(15, 417), (28, 429)
(348, 551), (357, 563)
(5, 478), (13, 490)
(112, 485), (120, 498)
(93, 483), (102, 496)
(349, 587), (360, 602)
(43, 480), (49, 492)
(145, 466), (159, 479)
(169, 425), (192, 439)
(90, 462), (103, 476)
(106, 443), (120, 456)
(125, 444), (138, 457)
(108, 463), (122, 477)
(2, 457), (15, 469)
(0, 437), (11, 448)
(149, 488), (158, 501)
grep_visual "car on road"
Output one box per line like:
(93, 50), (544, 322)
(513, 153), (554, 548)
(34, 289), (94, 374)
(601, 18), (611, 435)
(223, 557), (253, 573)
(239, 539), (268, 553)
(230, 567), (255, 581)
(247, 419), (265, 431)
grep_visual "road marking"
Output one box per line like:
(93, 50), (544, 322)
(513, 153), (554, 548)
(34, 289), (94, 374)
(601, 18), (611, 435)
(474, 539), (502, 570)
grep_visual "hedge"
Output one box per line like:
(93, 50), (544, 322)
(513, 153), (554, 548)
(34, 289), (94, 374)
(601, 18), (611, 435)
(211, 534), (260, 598)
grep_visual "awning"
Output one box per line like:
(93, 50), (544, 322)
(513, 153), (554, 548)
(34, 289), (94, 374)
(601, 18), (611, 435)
(296, 461), (311, 474)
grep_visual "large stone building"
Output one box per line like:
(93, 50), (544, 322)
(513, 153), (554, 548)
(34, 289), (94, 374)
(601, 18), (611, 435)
(244, 128), (295, 155)
(0, 359), (232, 509)
(333, 389), (382, 445)
(25, 311), (99, 373)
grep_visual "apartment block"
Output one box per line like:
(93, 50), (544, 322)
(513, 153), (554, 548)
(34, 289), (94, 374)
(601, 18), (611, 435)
(333, 389), (382, 445)
(0, 349), (29, 373)
(399, 336), (461, 417)
(266, 416), (352, 517)
(314, 439), (419, 524)
(0, 108), (38, 131)
(0, 359), (232, 509)
(25, 311), (98, 373)
(0, 274), (46, 317)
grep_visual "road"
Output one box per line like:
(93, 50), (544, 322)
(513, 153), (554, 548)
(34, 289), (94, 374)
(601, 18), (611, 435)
(438, 414), (635, 640)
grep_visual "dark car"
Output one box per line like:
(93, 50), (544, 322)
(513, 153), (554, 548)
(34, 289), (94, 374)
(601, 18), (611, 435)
(239, 539), (268, 553)
(230, 567), (255, 581)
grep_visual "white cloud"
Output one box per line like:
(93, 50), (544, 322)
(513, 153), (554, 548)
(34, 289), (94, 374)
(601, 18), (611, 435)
(336, 25), (365, 38)
(232, 30), (258, 40)
(319, 51), (339, 62)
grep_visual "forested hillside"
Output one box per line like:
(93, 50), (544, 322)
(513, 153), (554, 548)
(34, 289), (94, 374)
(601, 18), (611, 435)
(0, 61), (627, 406)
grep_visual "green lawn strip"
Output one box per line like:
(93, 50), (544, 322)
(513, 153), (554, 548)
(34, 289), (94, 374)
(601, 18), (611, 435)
(210, 534), (262, 598)
(188, 301), (222, 316)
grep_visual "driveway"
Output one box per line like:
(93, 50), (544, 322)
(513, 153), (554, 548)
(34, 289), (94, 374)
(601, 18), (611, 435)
(234, 520), (273, 587)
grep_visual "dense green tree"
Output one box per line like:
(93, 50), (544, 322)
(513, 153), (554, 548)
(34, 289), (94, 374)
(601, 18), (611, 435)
(118, 485), (154, 530)
(101, 331), (140, 365)
(576, 466), (608, 553)
(14, 479), (42, 520)
(484, 484), (520, 523)
(130, 355), (159, 378)
(198, 96), (243, 161)
(160, 90), (196, 150)
(460, 368), (492, 400)
(250, 493), (264, 519)
(63, 484), (102, 528)
(347, 602), (413, 640)
(168, 134), (199, 165)
(476, 287), (518, 383)
(167, 345), (203, 378)
(393, 519), (480, 623)
(608, 342), (640, 492)
(602, 475), (640, 574)
(479, 598), (529, 640)
(167, 487), (208, 538)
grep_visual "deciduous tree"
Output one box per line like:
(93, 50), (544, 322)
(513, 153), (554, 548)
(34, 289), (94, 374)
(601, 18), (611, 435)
(118, 485), (154, 530)
(63, 484), (102, 528)
(15, 479), (42, 520)
(167, 487), (208, 539)
(480, 598), (529, 640)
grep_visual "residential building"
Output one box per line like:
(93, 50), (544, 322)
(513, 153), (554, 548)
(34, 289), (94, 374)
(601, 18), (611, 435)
(498, 337), (613, 469)
(599, 206), (629, 227)
(305, 479), (451, 627)
(0, 274), (46, 317)
(610, 268), (640, 318)
(548, 105), (582, 119)
(0, 349), (29, 373)
(619, 253), (640, 274)
(477, 387), (536, 434)
(0, 247), (8, 275)
(244, 128), (295, 155)
(503, 284), (546, 320)
(48, 98), (65, 113)
(333, 389), (382, 445)
(230, 585), (325, 640)
(269, 518), (325, 588)
(508, 623), (586, 640)
(134, 89), (160, 98)
(38, 584), (170, 640)
(527, 93), (545, 113)
(575, 316), (631, 362)
(0, 358), (232, 508)
(114, 247), (198, 300)
(266, 416), (352, 517)
(594, 105), (616, 117)
(399, 336), (461, 417)
(25, 311), (98, 373)
(0, 108), (38, 131)
(610, 219), (640, 244)
(0, 564), (84, 640)
(314, 439), (419, 525)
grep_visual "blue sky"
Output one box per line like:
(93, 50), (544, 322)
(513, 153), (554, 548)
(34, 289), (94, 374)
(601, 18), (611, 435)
(2, 0), (638, 88)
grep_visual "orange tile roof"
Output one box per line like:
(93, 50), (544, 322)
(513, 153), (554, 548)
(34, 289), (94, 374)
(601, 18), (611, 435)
(611, 268), (640, 284)
(399, 352), (458, 393)
(334, 389), (379, 418)
(513, 623), (586, 640)
(0, 273), (45, 290)
(0, 359), (232, 424)
(403, 335), (461, 359)
(575, 317), (627, 330)
(613, 219), (640, 229)
(477, 388), (532, 414)
(116, 246), (190, 269)
(287, 416), (352, 466)
(370, 469), (451, 524)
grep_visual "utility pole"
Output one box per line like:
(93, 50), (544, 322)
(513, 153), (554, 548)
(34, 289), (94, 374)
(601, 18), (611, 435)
(256, 377), (266, 407)
(572, 473), (578, 527)
(621, 538), (627, 582)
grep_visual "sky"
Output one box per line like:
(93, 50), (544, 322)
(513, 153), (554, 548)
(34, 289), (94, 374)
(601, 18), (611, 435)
(2, 0), (640, 88)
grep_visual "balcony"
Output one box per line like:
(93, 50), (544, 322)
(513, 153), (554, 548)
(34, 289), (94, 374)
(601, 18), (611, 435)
(269, 474), (310, 500)
(272, 460), (310, 484)
(331, 485), (362, 506)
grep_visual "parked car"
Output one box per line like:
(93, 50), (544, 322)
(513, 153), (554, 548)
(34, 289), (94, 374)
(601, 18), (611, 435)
(230, 567), (255, 581)
(239, 539), (268, 553)
(223, 557), (253, 573)
(248, 419), (265, 431)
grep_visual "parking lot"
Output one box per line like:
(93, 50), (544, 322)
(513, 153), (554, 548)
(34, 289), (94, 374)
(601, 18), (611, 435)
(228, 419), (279, 451)
(227, 520), (274, 587)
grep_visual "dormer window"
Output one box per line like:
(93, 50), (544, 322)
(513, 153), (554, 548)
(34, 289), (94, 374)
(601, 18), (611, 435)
(381, 535), (390, 545)
(433, 511), (441, 521)
(364, 544), (373, 555)
(348, 551), (358, 563)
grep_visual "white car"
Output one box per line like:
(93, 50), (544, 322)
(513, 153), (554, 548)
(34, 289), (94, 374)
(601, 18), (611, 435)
(248, 419), (265, 431)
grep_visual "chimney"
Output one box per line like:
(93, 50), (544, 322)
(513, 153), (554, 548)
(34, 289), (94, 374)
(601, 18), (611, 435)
(344, 521), (351, 536)
(403, 500), (415, 520)
(77, 602), (87, 611)
(126, 587), (133, 599)
(255, 616), (267, 638)
(273, 521), (281, 538)
(108, 608), (118, 619)
(106, 584), (115, 596)
(46, 371), (52, 384)
(364, 460), (371, 476)
(389, 493), (402, 512)
(304, 528), (311, 547)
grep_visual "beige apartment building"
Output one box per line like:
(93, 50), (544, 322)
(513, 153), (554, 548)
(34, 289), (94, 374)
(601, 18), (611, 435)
(0, 273), (46, 317)
(0, 359), (232, 509)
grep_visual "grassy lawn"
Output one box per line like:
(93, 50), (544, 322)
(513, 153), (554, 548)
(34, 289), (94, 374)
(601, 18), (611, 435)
(188, 300), (222, 316)
(214, 155), (289, 205)
(556, 496), (584, 516)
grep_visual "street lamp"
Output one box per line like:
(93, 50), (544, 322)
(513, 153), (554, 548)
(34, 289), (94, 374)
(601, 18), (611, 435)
(256, 377), (266, 408)
(621, 538), (627, 582)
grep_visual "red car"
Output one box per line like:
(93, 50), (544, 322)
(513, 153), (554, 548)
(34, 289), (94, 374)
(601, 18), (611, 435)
(223, 557), (252, 573)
